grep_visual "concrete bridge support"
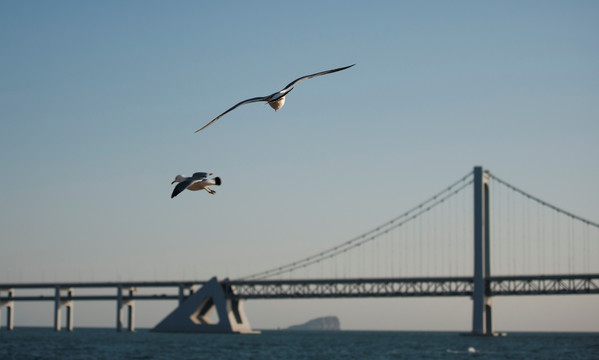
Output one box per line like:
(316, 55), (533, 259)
(153, 277), (257, 334)
(0, 289), (15, 331)
(471, 166), (493, 335)
(116, 286), (136, 332)
(54, 287), (74, 332)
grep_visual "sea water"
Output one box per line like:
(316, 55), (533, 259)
(1, 328), (598, 359)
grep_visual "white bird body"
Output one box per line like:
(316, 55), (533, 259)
(195, 64), (354, 133)
(268, 96), (286, 111)
(171, 172), (221, 198)
(185, 178), (219, 191)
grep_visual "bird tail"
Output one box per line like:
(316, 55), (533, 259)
(213, 177), (222, 186)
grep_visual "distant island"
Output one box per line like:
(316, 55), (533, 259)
(286, 316), (340, 331)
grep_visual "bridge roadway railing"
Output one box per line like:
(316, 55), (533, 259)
(1, 274), (598, 302)
(223, 277), (474, 299)
(0, 281), (199, 302)
(488, 274), (599, 296)
(223, 274), (599, 299)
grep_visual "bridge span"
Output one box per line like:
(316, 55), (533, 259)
(225, 274), (599, 298)
(1, 273), (598, 332)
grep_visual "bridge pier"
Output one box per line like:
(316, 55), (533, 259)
(471, 166), (493, 335)
(153, 277), (257, 333)
(116, 285), (136, 332)
(0, 289), (15, 331)
(54, 287), (74, 332)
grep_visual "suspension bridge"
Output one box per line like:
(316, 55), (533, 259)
(1, 166), (598, 334)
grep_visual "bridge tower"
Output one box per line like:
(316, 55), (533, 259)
(471, 166), (493, 335)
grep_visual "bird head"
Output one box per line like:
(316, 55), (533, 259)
(171, 175), (185, 184)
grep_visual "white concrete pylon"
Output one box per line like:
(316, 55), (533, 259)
(116, 286), (136, 332)
(0, 289), (15, 331)
(54, 287), (73, 332)
(153, 277), (257, 333)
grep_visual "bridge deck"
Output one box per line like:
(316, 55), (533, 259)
(1, 274), (598, 301)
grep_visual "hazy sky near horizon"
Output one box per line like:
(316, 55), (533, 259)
(1, 1), (598, 331)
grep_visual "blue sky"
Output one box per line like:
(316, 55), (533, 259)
(1, 1), (598, 331)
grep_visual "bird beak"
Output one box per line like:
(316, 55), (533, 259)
(171, 180), (176, 184)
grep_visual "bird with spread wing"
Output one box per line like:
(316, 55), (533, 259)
(170, 172), (222, 198)
(195, 64), (355, 133)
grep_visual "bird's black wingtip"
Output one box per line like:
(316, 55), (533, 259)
(214, 177), (222, 186)
(332, 64), (355, 73)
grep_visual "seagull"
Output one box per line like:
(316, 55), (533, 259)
(171, 172), (222, 198)
(195, 64), (355, 133)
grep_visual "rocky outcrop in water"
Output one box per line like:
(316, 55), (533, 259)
(286, 316), (340, 331)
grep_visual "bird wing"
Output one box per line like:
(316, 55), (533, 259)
(195, 96), (269, 133)
(192, 172), (212, 179)
(278, 64), (355, 94)
(171, 179), (193, 198)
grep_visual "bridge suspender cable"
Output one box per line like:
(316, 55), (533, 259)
(488, 172), (599, 229)
(240, 169), (599, 281)
(238, 171), (474, 280)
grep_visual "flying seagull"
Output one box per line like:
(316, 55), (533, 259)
(171, 172), (222, 198)
(195, 64), (355, 133)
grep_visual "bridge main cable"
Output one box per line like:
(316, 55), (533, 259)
(239, 170), (474, 280)
(488, 172), (599, 228)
